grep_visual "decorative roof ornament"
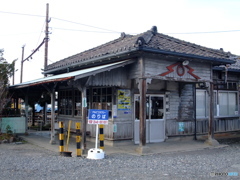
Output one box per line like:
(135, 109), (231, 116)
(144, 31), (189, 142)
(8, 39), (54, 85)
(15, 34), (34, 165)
(135, 37), (145, 46)
(121, 32), (126, 38)
(151, 26), (158, 35)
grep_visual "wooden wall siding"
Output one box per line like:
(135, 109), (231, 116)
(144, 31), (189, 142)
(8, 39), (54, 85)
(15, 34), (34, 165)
(87, 121), (114, 140)
(128, 61), (141, 79)
(112, 121), (133, 140)
(166, 120), (195, 135)
(178, 84), (194, 121)
(86, 67), (129, 87)
(166, 91), (179, 120)
(166, 119), (240, 136)
(57, 116), (81, 130)
(143, 58), (211, 82)
(86, 121), (133, 140)
(215, 119), (240, 132)
(165, 83), (194, 121)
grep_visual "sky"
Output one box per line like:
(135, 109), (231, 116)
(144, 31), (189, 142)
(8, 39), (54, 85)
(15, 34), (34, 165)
(0, 0), (240, 85)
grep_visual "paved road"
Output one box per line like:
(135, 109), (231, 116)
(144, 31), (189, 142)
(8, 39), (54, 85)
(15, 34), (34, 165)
(0, 138), (240, 180)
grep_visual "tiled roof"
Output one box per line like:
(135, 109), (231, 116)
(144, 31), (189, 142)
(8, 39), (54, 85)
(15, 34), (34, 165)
(46, 26), (236, 72)
(216, 57), (240, 71)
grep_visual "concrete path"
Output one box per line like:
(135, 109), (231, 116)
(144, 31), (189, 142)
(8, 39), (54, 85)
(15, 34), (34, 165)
(19, 131), (230, 157)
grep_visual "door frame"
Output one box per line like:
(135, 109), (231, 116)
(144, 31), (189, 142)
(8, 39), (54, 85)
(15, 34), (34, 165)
(134, 94), (166, 144)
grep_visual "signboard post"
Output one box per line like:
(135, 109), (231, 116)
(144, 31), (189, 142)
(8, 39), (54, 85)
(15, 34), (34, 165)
(87, 109), (109, 159)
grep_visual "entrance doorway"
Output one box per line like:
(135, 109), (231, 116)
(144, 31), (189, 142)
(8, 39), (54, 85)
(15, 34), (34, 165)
(134, 94), (165, 144)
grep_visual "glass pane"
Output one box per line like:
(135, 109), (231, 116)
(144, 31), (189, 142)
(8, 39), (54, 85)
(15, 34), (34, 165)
(214, 92), (217, 116)
(135, 96), (140, 120)
(146, 97), (149, 119)
(107, 88), (112, 94)
(102, 88), (106, 95)
(219, 92), (228, 116)
(228, 92), (237, 115)
(150, 96), (164, 119)
(106, 95), (112, 102)
(196, 91), (206, 117)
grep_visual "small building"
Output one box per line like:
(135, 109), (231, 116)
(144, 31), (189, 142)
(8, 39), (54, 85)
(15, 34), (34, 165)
(9, 26), (238, 152)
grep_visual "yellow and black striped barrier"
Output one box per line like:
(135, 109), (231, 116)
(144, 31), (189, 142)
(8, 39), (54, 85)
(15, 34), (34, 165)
(76, 122), (82, 157)
(59, 121), (64, 153)
(99, 124), (104, 150)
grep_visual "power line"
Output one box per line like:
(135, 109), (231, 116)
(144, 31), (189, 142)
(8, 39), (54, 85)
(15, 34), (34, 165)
(52, 27), (120, 33)
(36, 20), (45, 47)
(1, 10), (240, 35)
(0, 10), (119, 33)
(0, 10), (44, 18)
(52, 17), (119, 33)
(165, 30), (240, 35)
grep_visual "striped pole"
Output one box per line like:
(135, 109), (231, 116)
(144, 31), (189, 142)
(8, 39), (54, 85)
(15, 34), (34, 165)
(99, 124), (104, 150)
(59, 121), (64, 154)
(76, 122), (82, 157)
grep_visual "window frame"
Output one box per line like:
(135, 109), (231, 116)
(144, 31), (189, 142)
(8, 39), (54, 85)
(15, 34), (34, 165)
(196, 89), (239, 119)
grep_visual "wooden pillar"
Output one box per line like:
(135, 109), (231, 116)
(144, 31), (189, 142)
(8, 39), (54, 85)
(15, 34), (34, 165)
(49, 89), (56, 144)
(136, 57), (151, 154)
(81, 87), (87, 154)
(205, 82), (219, 146)
(139, 78), (147, 146)
(209, 82), (214, 139)
(24, 95), (29, 133)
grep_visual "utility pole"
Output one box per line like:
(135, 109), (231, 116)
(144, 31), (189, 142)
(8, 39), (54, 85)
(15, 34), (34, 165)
(20, 45), (25, 83)
(44, 3), (49, 76)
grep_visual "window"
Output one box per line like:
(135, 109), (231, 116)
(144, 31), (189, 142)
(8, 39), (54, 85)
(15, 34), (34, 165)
(196, 90), (209, 117)
(218, 91), (238, 116)
(196, 90), (238, 118)
(59, 89), (83, 116)
(74, 90), (82, 116)
(59, 90), (73, 115)
(88, 87), (112, 116)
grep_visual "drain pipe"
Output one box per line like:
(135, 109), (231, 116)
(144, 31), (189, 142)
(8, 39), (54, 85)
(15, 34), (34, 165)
(193, 83), (197, 140)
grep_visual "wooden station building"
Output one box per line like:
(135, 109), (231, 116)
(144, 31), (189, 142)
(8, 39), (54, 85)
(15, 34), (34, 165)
(9, 26), (239, 152)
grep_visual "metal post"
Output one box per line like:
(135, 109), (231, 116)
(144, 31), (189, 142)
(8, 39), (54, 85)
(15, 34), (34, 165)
(95, 124), (99, 149)
(76, 122), (82, 157)
(59, 121), (64, 154)
(99, 124), (104, 150)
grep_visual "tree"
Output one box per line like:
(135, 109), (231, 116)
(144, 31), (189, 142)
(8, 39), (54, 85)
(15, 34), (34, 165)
(0, 49), (15, 116)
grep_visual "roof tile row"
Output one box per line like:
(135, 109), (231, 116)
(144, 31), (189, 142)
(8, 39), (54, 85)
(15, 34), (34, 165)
(46, 26), (236, 72)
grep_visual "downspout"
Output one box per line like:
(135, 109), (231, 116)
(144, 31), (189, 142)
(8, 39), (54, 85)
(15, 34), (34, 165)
(193, 83), (197, 140)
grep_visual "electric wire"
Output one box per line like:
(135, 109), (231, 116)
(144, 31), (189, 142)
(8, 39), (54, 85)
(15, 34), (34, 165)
(1, 10), (240, 35)
(52, 17), (120, 33)
(52, 27), (120, 33)
(35, 20), (46, 47)
(166, 30), (240, 35)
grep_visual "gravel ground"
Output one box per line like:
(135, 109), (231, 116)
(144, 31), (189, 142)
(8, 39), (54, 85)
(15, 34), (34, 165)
(0, 138), (240, 180)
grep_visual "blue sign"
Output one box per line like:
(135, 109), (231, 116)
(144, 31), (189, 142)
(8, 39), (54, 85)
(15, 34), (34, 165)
(88, 109), (109, 125)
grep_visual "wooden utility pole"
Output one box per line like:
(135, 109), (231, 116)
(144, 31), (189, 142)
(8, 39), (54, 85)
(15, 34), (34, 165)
(44, 3), (49, 76)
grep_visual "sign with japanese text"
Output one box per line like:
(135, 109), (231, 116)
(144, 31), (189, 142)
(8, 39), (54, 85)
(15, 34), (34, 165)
(88, 109), (109, 125)
(117, 89), (131, 110)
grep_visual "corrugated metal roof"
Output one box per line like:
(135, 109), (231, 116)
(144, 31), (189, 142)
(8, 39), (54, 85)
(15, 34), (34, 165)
(10, 60), (131, 89)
